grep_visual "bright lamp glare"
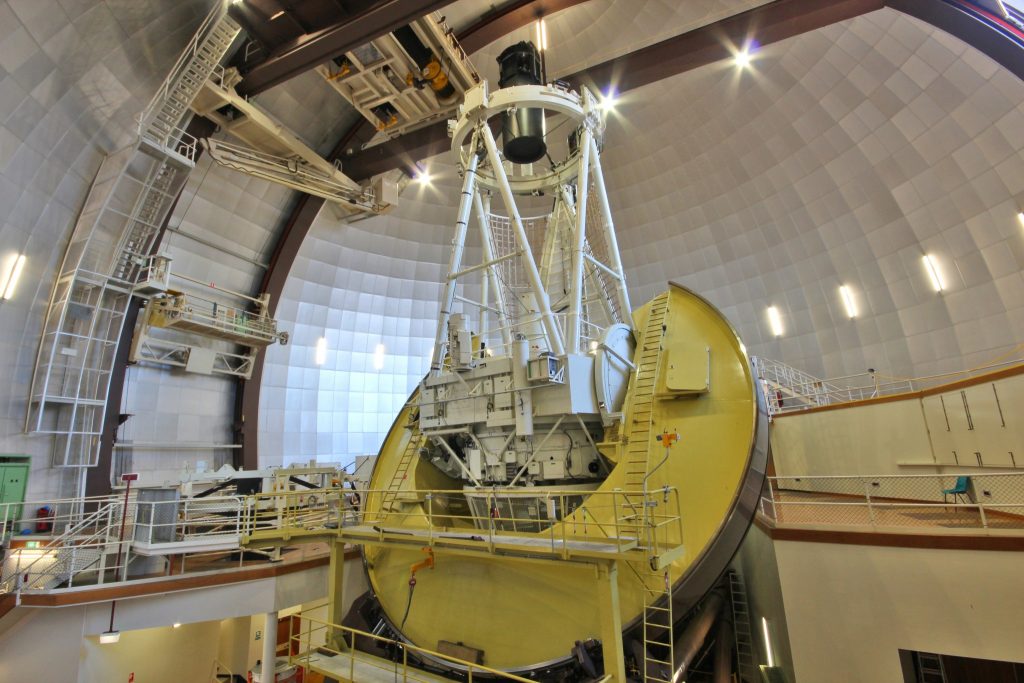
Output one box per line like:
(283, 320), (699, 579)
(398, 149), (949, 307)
(1017, 211), (1024, 228)
(599, 90), (617, 112)
(922, 254), (945, 292)
(172, 623), (181, 629)
(767, 306), (784, 337)
(735, 47), (753, 68)
(536, 18), (548, 51)
(839, 285), (858, 318)
(415, 170), (431, 185)
(373, 343), (386, 370)
(315, 336), (327, 366)
(99, 631), (121, 644)
(0, 253), (26, 300)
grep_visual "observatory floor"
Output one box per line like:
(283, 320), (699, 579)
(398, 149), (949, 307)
(299, 649), (458, 683)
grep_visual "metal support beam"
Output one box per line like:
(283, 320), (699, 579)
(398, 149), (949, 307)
(340, 0), (886, 181)
(596, 562), (626, 683)
(237, 0), (455, 96)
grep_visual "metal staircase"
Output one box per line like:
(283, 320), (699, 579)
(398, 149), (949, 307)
(138, 2), (240, 153)
(378, 431), (421, 517)
(1, 500), (119, 593)
(26, 1), (240, 472)
(622, 292), (670, 494)
(728, 570), (757, 683)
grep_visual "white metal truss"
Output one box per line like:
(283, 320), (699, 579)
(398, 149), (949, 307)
(130, 333), (257, 379)
(26, 1), (240, 473)
(191, 67), (383, 210)
(429, 83), (631, 373)
(129, 257), (287, 380)
(317, 12), (479, 142)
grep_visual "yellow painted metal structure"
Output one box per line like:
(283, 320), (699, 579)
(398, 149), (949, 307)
(358, 282), (768, 675)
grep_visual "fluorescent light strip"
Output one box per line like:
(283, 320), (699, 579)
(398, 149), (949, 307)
(762, 617), (775, 667)
(767, 306), (784, 337)
(922, 254), (944, 292)
(315, 336), (327, 366)
(536, 18), (548, 51)
(373, 343), (386, 370)
(839, 285), (858, 318)
(1, 253), (26, 300)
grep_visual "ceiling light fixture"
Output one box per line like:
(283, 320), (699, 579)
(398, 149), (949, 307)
(536, 17), (548, 51)
(922, 254), (945, 292)
(0, 253), (26, 300)
(839, 285), (858, 318)
(315, 336), (327, 366)
(734, 40), (758, 69)
(269, 10), (285, 19)
(599, 89), (617, 112)
(99, 631), (121, 644)
(415, 169), (432, 185)
(173, 623), (181, 629)
(1017, 211), (1024, 228)
(373, 343), (386, 371)
(767, 306), (784, 337)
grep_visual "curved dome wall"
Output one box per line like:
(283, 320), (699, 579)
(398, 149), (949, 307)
(260, 7), (1024, 468)
(259, 169), (480, 465)
(0, 0), (211, 498)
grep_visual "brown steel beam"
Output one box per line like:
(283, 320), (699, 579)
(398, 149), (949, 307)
(342, 0), (885, 181)
(457, 0), (592, 53)
(237, 0), (456, 96)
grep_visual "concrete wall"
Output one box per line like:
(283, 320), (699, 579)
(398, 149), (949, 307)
(773, 539), (1024, 682)
(0, 559), (341, 682)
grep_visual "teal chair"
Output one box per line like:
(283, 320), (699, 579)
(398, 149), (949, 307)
(942, 476), (971, 504)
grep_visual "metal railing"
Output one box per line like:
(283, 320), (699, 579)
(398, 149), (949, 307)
(760, 473), (1024, 532)
(752, 356), (1024, 415)
(241, 486), (685, 563)
(287, 613), (535, 683)
(0, 490), (324, 599)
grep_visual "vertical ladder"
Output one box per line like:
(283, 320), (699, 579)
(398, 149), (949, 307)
(917, 653), (946, 683)
(728, 570), (757, 683)
(378, 432), (421, 517)
(640, 568), (674, 683)
(622, 292), (671, 494)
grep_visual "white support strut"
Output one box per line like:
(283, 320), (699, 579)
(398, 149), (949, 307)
(430, 135), (481, 375)
(478, 123), (566, 356)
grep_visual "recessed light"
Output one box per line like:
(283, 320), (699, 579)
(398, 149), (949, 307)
(315, 336), (327, 365)
(839, 285), (858, 318)
(767, 306), (784, 337)
(922, 254), (945, 292)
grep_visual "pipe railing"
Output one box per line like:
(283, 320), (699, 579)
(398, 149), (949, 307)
(760, 472), (1024, 532)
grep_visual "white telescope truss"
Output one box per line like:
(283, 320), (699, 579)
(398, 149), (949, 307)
(430, 82), (632, 374)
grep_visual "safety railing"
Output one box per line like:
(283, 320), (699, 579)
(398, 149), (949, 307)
(760, 473), (1024, 532)
(240, 488), (340, 541)
(287, 613), (536, 683)
(753, 356), (1024, 415)
(1, 489), (331, 598)
(242, 486), (685, 563)
(133, 496), (244, 548)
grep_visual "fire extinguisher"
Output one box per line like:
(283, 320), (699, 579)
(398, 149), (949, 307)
(35, 506), (53, 533)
